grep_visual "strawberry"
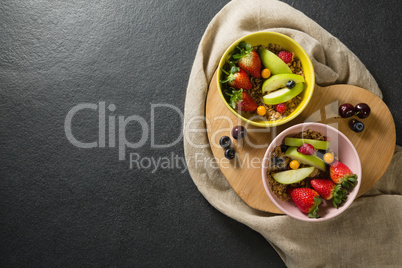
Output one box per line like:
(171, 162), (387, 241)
(310, 179), (348, 208)
(238, 51), (262, 78)
(329, 161), (358, 189)
(287, 187), (321, 218)
(278, 50), (294, 64)
(226, 89), (258, 112)
(220, 62), (252, 90)
(231, 41), (262, 78)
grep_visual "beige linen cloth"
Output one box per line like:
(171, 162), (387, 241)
(183, 0), (402, 267)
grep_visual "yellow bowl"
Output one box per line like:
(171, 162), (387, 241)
(217, 31), (315, 127)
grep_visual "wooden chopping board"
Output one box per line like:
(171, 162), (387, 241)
(205, 70), (396, 214)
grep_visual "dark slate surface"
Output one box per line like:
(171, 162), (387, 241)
(0, 0), (400, 267)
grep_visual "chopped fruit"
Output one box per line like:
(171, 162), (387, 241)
(284, 137), (330, 150)
(323, 153), (334, 164)
(310, 179), (347, 208)
(226, 89), (258, 112)
(262, 83), (304, 105)
(297, 143), (315, 155)
(275, 103), (287, 114)
(285, 146), (326, 171)
(330, 161), (358, 188)
(219, 136), (231, 149)
(289, 160), (300, 170)
(231, 125), (247, 140)
(272, 167), (314, 184)
(258, 47), (292, 75)
(287, 187), (321, 218)
(257, 106), (267, 116)
(355, 103), (371, 119)
(278, 50), (294, 64)
(261, 68), (271, 79)
(286, 80), (296, 89)
(339, 103), (355, 118)
(220, 62), (252, 90)
(261, 73), (305, 94)
(224, 148), (235, 159)
(350, 119), (364, 133)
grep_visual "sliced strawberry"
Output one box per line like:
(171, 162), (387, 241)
(226, 89), (258, 112)
(278, 51), (294, 64)
(220, 62), (252, 90)
(329, 161), (358, 188)
(231, 42), (262, 78)
(287, 187), (321, 218)
(310, 179), (348, 208)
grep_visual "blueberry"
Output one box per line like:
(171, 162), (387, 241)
(286, 80), (296, 89)
(219, 136), (231, 149)
(271, 157), (287, 171)
(280, 144), (289, 153)
(272, 157), (285, 166)
(224, 148), (235, 160)
(351, 119), (364, 133)
(231, 125), (247, 140)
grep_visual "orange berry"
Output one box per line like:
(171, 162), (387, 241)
(261, 68), (271, 79)
(257, 106), (267, 116)
(289, 160), (300, 170)
(323, 153), (334, 164)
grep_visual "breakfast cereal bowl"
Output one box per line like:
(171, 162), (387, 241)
(261, 122), (362, 222)
(217, 31), (315, 127)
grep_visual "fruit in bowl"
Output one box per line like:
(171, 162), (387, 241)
(217, 32), (315, 127)
(261, 123), (362, 221)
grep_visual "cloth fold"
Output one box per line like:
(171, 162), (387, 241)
(183, 0), (401, 266)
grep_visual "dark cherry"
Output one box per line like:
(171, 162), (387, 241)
(355, 103), (371, 119)
(339, 103), (355, 118)
(231, 125), (247, 139)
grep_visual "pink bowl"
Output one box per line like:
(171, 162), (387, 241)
(261, 123), (362, 222)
